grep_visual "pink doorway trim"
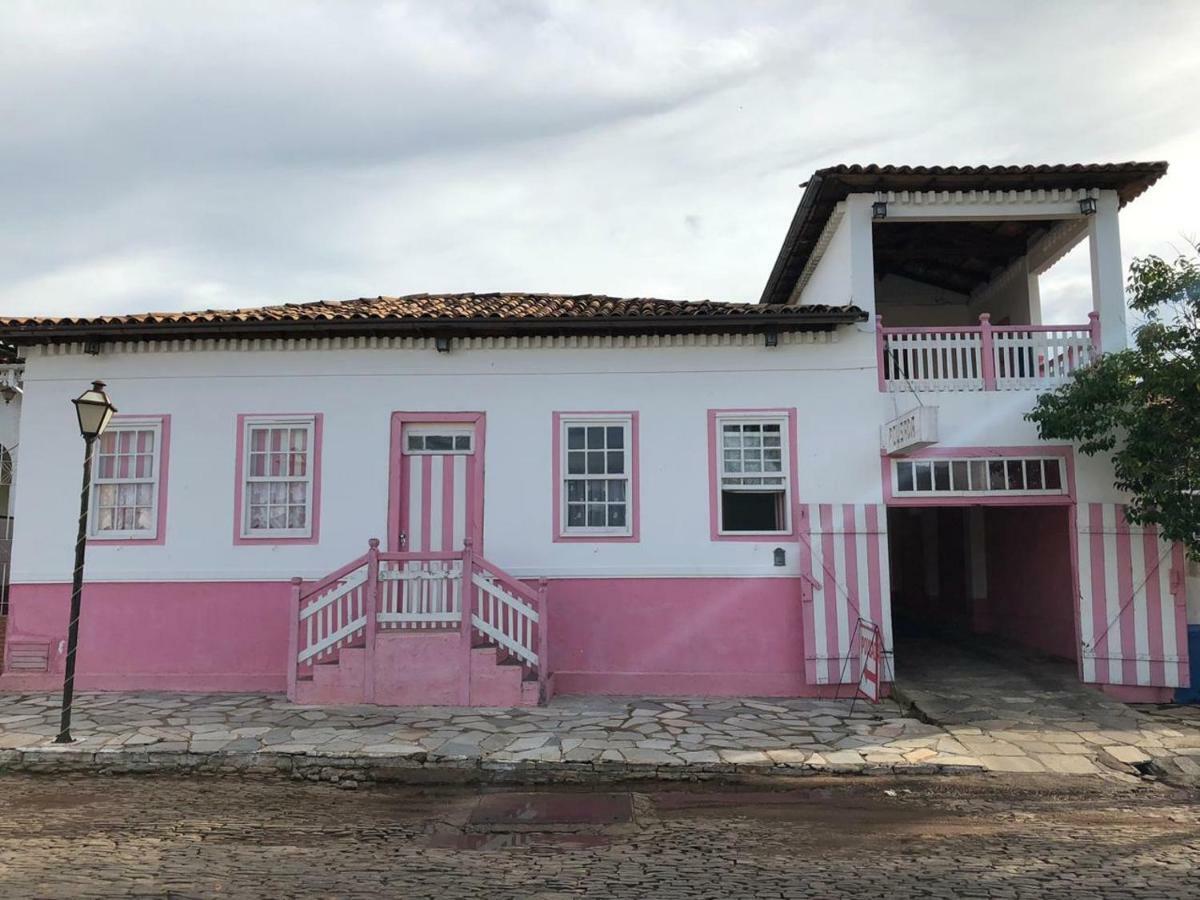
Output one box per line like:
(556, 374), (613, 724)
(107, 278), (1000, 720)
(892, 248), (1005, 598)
(387, 412), (486, 553)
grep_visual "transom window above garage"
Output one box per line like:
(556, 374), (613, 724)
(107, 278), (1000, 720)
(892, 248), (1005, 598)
(893, 456), (1066, 496)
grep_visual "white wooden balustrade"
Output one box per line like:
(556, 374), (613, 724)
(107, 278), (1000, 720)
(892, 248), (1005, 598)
(877, 326), (984, 391)
(469, 561), (543, 667)
(377, 555), (462, 629)
(992, 325), (1099, 391)
(287, 538), (548, 702)
(877, 312), (1100, 393)
(294, 555), (370, 669)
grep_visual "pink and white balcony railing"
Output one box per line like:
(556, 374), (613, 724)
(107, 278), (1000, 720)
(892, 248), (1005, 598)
(877, 312), (1101, 393)
(287, 538), (548, 699)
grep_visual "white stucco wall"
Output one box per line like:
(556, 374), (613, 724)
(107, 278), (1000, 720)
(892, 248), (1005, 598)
(0, 393), (19, 518)
(0, 394), (18, 452)
(794, 209), (853, 307)
(11, 330), (886, 585)
(10, 320), (1148, 592)
(881, 388), (1134, 505)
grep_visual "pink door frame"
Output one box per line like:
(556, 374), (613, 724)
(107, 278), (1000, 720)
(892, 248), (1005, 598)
(879, 445), (1087, 684)
(387, 412), (486, 554)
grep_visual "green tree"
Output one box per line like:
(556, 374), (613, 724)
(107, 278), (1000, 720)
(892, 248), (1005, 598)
(1026, 241), (1199, 558)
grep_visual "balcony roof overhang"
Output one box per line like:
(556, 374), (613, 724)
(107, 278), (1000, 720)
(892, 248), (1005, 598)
(759, 161), (1169, 304)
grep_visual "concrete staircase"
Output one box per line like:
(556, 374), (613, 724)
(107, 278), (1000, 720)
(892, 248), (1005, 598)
(293, 628), (539, 707)
(288, 539), (548, 708)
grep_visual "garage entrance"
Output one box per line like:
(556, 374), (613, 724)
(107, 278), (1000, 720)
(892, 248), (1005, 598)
(880, 449), (1188, 707)
(887, 504), (1079, 674)
(882, 504), (1167, 731)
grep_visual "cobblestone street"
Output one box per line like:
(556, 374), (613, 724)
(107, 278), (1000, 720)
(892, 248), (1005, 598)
(0, 774), (1197, 898)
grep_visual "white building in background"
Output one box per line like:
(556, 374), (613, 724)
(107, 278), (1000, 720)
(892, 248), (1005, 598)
(0, 160), (1191, 707)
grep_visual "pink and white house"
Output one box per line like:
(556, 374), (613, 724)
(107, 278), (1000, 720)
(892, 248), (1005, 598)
(0, 161), (1195, 707)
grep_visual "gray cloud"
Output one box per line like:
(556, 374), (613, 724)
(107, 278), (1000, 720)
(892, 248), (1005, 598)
(1, 0), (1198, 320)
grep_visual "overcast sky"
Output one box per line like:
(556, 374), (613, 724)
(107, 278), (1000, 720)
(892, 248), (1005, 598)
(2, 1), (1198, 323)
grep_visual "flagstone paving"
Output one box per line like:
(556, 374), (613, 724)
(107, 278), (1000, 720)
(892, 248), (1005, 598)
(894, 635), (1200, 779)
(1, 688), (1199, 784)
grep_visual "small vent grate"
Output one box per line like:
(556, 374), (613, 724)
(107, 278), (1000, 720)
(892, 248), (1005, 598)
(7, 641), (49, 672)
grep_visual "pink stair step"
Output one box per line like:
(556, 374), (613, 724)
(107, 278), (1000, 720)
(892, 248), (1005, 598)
(470, 645), (537, 707)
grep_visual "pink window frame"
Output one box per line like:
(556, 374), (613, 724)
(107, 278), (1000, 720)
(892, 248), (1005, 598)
(708, 408), (800, 542)
(881, 444), (1076, 507)
(552, 411), (640, 543)
(388, 412), (486, 553)
(233, 413), (323, 545)
(89, 414), (171, 546)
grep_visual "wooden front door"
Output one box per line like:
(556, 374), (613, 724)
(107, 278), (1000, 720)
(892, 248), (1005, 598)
(397, 421), (481, 553)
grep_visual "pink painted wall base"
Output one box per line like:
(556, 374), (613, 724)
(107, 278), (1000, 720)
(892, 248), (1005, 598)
(2, 577), (841, 700)
(1, 582), (291, 693)
(5, 573), (1153, 703)
(546, 576), (830, 697)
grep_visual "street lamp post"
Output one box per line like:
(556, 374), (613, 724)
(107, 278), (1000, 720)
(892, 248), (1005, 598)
(56, 380), (116, 744)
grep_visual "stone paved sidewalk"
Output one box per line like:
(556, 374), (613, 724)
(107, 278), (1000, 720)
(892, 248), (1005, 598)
(2, 690), (1200, 784)
(895, 636), (1200, 778)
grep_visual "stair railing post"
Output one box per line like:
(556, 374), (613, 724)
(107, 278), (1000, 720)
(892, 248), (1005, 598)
(978, 313), (997, 391)
(363, 538), (380, 704)
(286, 576), (303, 701)
(459, 537), (476, 705)
(537, 577), (550, 703)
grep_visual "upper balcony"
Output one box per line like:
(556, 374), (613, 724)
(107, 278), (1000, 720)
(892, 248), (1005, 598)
(867, 192), (1113, 392)
(870, 204), (1109, 393)
(758, 163), (1170, 393)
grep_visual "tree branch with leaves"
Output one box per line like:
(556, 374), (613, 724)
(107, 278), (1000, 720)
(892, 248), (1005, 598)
(1026, 240), (1199, 558)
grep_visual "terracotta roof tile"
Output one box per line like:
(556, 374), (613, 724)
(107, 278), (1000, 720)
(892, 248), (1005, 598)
(0, 292), (865, 344)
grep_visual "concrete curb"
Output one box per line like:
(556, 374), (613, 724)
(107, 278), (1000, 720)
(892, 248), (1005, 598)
(0, 746), (989, 785)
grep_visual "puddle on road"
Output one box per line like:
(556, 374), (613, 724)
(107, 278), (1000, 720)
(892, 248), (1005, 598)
(469, 792), (632, 827)
(428, 831), (611, 850)
(427, 791), (633, 851)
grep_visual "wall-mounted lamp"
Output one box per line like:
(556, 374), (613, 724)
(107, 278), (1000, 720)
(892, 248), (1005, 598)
(764, 329), (779, 348)
(1078, 196), (1098, 216)
(871, 201), (888, 220)
(434, 336), (451, 353)
(773, 547), (786, 567)
(83, 339), (102, 356)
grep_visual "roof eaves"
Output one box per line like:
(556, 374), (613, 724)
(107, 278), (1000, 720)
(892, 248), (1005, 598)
(757, 171), (829, 306)
(0, 308), (867, 346)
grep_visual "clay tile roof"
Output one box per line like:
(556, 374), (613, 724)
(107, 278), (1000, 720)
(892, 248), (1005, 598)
(760, 160), (1170, 305)
(0, 292), (866, 345)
